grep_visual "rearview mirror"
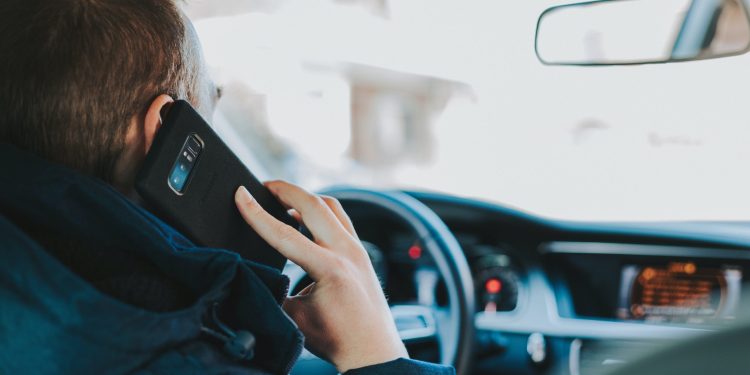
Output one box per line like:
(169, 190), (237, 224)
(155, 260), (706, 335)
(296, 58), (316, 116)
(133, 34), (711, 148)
(536, 0), (750, 66)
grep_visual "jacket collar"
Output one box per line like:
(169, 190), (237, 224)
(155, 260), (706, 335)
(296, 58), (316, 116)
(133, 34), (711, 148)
(0, 144), (303, 374)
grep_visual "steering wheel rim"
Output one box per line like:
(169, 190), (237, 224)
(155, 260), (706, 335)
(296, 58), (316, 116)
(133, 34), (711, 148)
(319, 188), (475, 374)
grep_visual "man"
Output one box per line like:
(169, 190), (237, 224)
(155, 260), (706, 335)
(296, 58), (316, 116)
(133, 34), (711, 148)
(0, 1), (454, 374)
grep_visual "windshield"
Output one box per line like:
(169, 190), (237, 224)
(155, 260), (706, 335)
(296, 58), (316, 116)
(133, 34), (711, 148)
(190, 0), (750, 222)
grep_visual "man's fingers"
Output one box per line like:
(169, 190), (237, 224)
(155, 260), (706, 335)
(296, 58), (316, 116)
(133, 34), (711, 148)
(282, 297), (305, 327)
(287, 194), (356, 238)
(287, 209), (303, 224)
(265, 181), (352, 246)
(320, 195), (358, 239)
(235, 186), (327, 279)
(295, 282), (315, 297)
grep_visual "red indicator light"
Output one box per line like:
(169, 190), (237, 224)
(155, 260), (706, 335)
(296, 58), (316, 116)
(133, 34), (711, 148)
(485, 278), (502, 294)
(408, 245), (422, 260)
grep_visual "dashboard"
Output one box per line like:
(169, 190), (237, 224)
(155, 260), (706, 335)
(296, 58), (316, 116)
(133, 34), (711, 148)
(545, 242), (745, 325)
(288, 190), (750, 375)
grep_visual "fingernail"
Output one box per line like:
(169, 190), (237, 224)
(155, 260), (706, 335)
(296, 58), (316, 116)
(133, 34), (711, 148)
(235, 186), (254, 204)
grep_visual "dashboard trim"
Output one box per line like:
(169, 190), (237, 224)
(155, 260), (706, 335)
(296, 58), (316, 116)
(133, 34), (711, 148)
(540, 241), (750, 260)
(475, 260), (712, 342)
(475, 313), (709, 340)
(569, 339), (582, 375)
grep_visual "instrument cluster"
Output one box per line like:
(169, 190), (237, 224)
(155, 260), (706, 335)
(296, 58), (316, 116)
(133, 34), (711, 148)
(465, 242), (525, 314)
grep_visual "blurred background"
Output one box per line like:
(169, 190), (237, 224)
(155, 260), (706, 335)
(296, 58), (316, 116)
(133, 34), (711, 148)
(185, 0), (750, 222)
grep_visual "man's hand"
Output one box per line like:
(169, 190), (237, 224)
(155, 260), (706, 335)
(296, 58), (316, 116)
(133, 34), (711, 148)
(235, 181), (408, 372)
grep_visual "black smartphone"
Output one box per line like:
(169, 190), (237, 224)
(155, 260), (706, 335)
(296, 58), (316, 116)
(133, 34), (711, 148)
(135, 100), (296, 270)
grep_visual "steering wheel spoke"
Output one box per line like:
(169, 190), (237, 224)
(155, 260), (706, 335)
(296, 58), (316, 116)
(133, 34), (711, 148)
(391, 304), (439, 343)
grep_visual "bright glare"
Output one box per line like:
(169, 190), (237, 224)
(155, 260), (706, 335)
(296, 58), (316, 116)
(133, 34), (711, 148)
(192, 0), (750, 222)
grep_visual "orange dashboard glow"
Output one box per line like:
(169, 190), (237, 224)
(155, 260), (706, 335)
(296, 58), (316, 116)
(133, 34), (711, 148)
(628, 262), (727, 320)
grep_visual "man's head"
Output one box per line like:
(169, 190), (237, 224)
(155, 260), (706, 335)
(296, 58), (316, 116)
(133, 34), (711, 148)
(0, 0), (218, 191)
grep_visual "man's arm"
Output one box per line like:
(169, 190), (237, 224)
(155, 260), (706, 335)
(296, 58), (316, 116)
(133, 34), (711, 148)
(236, 182), (449, 373)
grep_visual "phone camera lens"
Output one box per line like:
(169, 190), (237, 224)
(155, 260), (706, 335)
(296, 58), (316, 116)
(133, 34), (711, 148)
(169, 135), (202, 194)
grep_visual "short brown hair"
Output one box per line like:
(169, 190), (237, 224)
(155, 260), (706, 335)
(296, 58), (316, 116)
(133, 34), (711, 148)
(0, 0), (202, 182)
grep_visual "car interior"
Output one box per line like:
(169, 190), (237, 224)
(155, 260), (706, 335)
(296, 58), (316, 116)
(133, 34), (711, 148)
(252, 0), (750, 374)
(286, 189), (750, 374)
(7, 0), (750, 374)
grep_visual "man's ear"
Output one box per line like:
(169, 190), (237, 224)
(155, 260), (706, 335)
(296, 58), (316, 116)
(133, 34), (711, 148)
(143, 94), (175, 153)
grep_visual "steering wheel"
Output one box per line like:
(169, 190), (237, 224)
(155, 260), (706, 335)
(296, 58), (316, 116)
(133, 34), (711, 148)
(287, 188), (475, 375)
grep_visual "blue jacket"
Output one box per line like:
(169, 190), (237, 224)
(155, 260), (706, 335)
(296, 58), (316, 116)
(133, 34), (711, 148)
(0, 145), (454, 375)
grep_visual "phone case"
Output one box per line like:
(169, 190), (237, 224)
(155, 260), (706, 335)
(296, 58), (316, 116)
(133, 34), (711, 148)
(135, 100), (294, 270)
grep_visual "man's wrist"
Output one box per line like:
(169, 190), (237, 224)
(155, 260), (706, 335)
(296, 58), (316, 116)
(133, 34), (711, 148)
(343, 358), (455, 375)
(334, 344), (408, 373)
